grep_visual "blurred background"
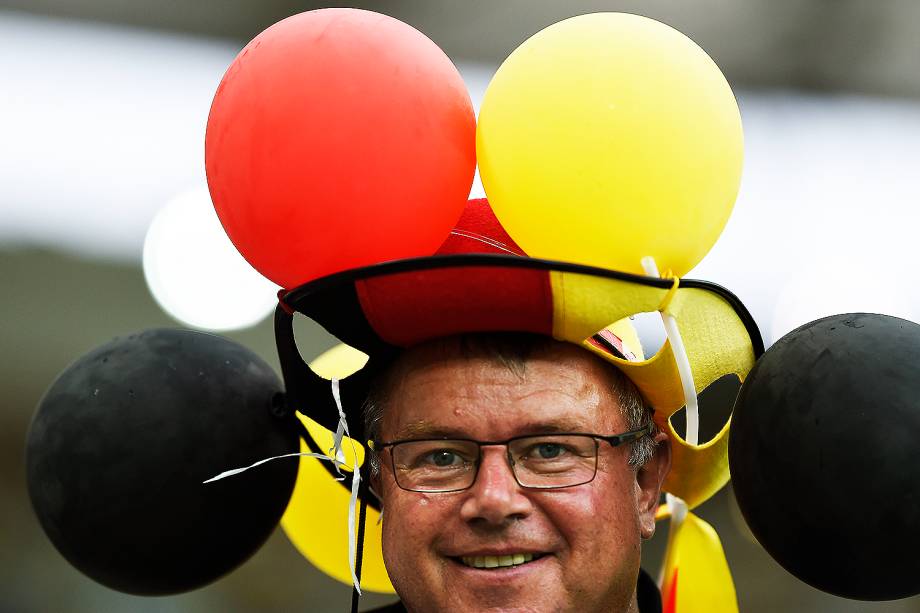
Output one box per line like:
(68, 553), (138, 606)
(2, 1), (919, 611)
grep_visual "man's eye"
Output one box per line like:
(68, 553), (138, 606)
(534, 443), (566, 459)
(518, 441), (573, 462)
(418, 449), (470, 468)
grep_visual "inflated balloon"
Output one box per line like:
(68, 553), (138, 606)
(477, 13), (743, 277)
(660, 512), (737, 613)
(729, 313), (920, 600)
(206, 9), (476, 289)
(26, 329), (299, 595)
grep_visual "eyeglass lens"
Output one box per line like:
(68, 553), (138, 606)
(390, 435), (600, 492)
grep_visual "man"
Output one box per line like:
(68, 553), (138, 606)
(275, 198), (758, 612)
(365, 333), (670, 613)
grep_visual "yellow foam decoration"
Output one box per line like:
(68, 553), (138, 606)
(550, 271), (756, 509)
(611, 341), (684, 417)
(655, 288), (754, 507)
(660, 512), (738, 613)
(607, 317), (645, 361)
(665, 288), (756, 399)
(663, 418), (731, 509)
(280, 344), (395, 593)
(477, 13), (743, 278)
(550, 270), (665, 342)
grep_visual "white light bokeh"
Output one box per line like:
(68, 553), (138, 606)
(143, 186), (279, 331)
(0, 10), (237, 259)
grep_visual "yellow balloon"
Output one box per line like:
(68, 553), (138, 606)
(660, 512), (738, 612)
(477, 13), (743, 277)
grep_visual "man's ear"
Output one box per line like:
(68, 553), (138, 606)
(637, 431), (671, 540)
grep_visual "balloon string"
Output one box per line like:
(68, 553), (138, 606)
(331, 378), (363, 595)
(448, 229), (521, 255)
(331, 378), (350, 473)
(203, 450), (365, 595)
(203, 380), (365, 596)
(350, 463), (370, 613)
(202, 451), (347, 484)
(642, 256), (695, 589)
(657, 492), (690, 587)
(641, 256), (699, 447)
(657, 274), (680, 312)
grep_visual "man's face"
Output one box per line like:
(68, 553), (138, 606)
(374, 341), (670, 613)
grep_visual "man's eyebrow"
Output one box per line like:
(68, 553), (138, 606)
(515, 418), (588, 434)
(391, 421), (467, 440)
(391, 417), (590, 440)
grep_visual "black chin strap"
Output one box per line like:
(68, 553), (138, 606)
(350, 460), (371, 613)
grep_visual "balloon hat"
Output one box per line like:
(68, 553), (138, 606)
(25, 7), (920, 612)
(274, 197), (762, 603)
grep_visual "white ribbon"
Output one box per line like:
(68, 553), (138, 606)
(640, 256), (700, 445)
(331, 378), (363, 595)
(641, 256), (696, 588)
(203, 451), (345, 484)
(203, 378), (365, 594)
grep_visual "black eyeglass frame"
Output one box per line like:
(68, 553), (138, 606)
(374, 422), (654, 493)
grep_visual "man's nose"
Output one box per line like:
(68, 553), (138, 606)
(459, 446), (533, 526)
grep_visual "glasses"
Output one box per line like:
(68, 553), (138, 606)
(375, 424), (652, 493)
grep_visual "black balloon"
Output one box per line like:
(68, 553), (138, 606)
(26, 329), (299, 595)
(730, 313), (920, 600)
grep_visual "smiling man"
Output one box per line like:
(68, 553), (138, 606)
(266, 198), (756, 612)
(365, 333), (671, 613)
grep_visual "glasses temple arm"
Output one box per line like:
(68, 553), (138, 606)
(602, 422), (655, 447)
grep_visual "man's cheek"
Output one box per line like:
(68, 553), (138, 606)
(544, 488), (603, 521)
(402, 491), (460, 516)
(384, 493), (441, 548)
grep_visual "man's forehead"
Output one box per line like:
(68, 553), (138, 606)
(387, 333), (614, 384)
(378, 333), (627, 437)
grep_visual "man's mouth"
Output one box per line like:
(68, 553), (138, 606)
(458, 553), (545, 569)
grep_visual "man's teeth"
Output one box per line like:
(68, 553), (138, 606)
(460, 553), (537, 569)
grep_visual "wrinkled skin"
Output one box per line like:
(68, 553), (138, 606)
(374, 340), (670, 613)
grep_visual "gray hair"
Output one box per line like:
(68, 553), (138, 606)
(363, 333), (660, 473)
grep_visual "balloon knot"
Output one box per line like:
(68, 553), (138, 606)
(657, 275), (680, 313)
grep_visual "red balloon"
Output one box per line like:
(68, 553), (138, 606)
(206, 9), (476, 289)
